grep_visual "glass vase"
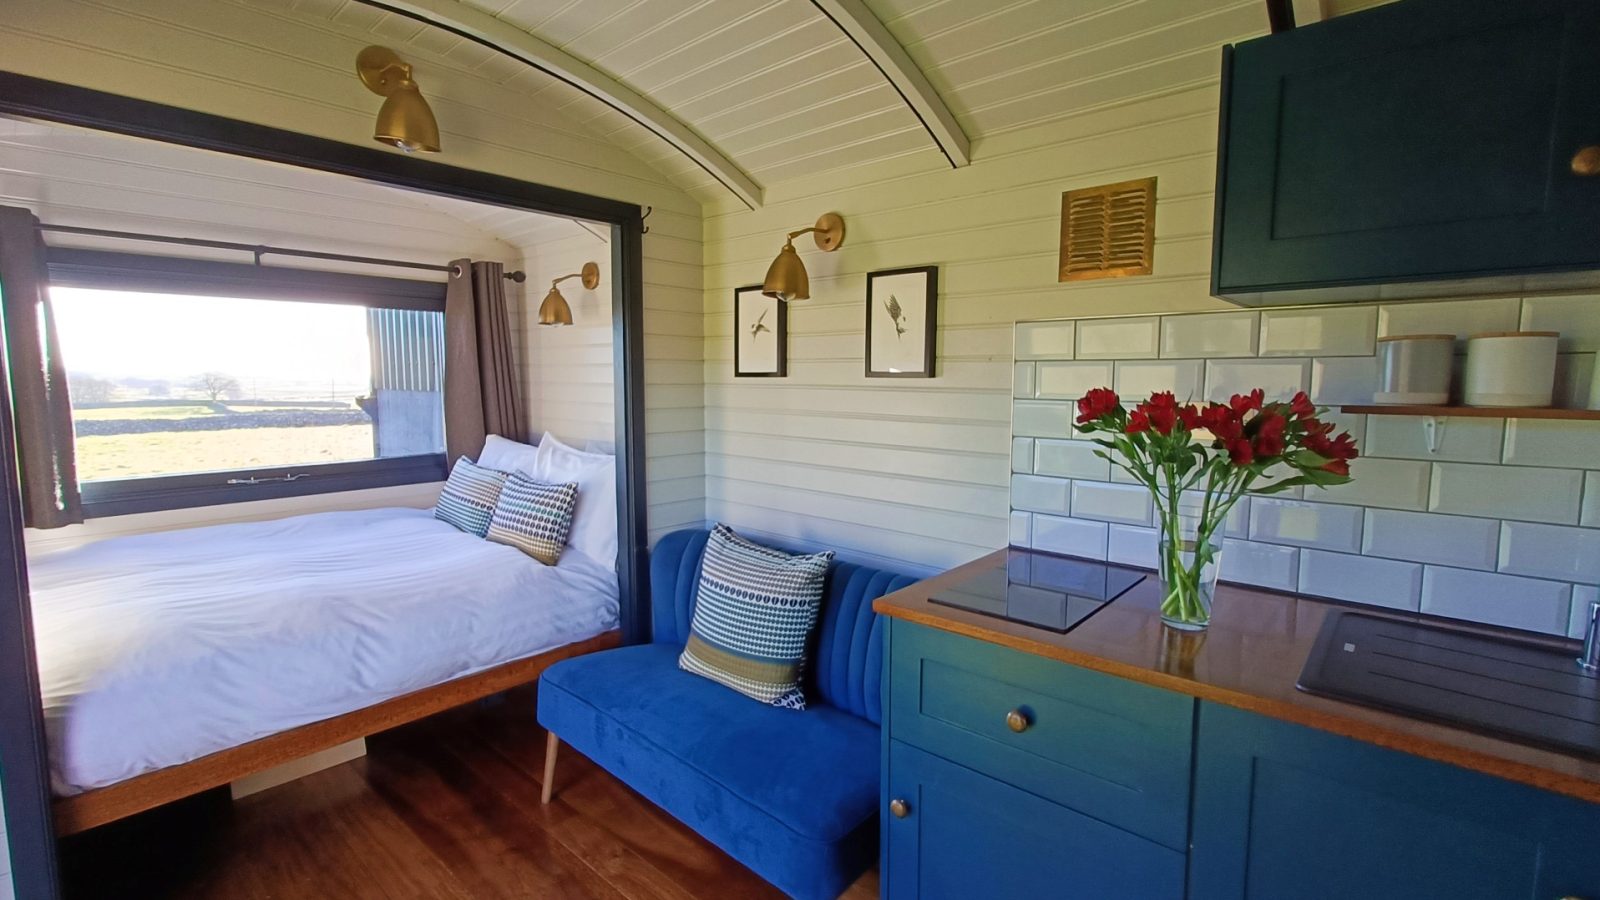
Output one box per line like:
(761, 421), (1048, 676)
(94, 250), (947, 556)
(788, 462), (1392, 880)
(1157, 505), (1221, 631)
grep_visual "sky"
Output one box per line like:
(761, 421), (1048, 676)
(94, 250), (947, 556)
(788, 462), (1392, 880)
(50, 287), (373, 395)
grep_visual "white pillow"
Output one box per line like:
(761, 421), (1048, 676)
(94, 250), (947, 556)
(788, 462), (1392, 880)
(477, 434), (540, 479)
(533, 432), (617, 568)
(584, 439), (616, 456)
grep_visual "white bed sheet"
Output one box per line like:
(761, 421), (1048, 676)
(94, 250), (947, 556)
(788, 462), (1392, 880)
(27, 506), (619, 795)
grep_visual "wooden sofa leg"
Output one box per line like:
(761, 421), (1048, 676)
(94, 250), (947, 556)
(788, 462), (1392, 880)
(541, 732), (560, 804)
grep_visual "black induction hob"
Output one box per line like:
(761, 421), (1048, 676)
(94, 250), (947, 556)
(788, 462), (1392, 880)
(928, 548), (1146, 633)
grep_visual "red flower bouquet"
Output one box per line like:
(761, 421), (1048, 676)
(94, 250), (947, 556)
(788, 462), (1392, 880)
(1075, 388), (1358, 629)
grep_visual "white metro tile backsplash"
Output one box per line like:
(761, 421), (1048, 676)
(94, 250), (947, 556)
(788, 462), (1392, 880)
(1362, 509), (1499, 570)
(1221, 539), (1299, 591)
(1035, 361), (1114, 399)
(1011, 474), (1071, 515)
(1010, 511), (1031, 547)
(1520, 294), (1600, 352)
(1248, 498), (1363, 552)
(1069, 481), (1153, 526)
(1035, 440), (1109, 480)
(1260, 306), (1376, 357)
(1115, 359), (1203, 400)
(1032, 514), (1109, 558)
(1106, 525), (1158, 568)
(1502, 419), (1600, 468)
(1377, 297), (1520, 345)
(1160, 311), (1258, 358)
(1013, 362), (1035, 398)
(1015, 321), (1075, 359)
(1205, 358), (1310, 403)
(1420, 567), (1572, 636)
(1076, 317), (1159, 360)
(1364, 415), (1504, 463)
(1298, 550), (1423, 611)
(1310, 357), (1379, 405)
(1012, 400), (1074, 437)
(1012, 437), (1033, 474)
(1498, 521), (1600, 582)
(1011, 299), (1600, 628)
(1428, 462), (1582, 525)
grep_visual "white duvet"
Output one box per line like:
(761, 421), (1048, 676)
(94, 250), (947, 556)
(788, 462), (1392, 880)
(27, 507), (619, 795)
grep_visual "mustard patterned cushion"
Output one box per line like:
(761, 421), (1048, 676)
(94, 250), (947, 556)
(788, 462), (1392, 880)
(678, 524), (834, 709)
(485, 475), (579, 565)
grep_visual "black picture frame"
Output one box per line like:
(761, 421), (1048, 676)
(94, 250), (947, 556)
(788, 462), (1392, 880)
(733, 283), (787, 377)
(865, 265), (938, 378)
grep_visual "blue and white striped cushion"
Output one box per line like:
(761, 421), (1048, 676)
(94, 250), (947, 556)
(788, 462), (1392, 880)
(485, 475), (578, 565)
(678, 523), (834, 709)
(433, 457), (508, 537)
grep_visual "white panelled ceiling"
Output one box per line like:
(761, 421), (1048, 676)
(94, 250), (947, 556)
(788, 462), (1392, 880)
(264, 0), (1374, 207)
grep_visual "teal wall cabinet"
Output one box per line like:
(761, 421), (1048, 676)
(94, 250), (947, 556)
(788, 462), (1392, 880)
(1212, 0), (1600, 304)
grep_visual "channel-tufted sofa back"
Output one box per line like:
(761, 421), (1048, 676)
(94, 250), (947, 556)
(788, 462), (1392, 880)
(647, 528), (917, 725)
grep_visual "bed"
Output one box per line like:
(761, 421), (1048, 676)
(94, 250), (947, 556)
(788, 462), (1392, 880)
(28, 506), (621, 834)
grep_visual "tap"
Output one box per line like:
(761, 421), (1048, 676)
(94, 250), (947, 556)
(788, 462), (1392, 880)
(1580, 600), (1600, 673)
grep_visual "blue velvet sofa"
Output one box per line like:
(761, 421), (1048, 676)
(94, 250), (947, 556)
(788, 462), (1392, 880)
(537, 528), (916, 900)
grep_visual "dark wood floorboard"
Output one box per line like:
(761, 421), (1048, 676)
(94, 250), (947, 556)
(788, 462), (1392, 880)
(57, 686), (880, 900)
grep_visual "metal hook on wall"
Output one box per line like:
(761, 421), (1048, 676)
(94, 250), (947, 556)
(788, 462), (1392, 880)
(641, 205), (652, 235)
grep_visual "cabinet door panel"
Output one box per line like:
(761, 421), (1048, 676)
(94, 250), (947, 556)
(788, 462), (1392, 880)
(884, 741), (1185, 900)
(1190, 702), (1600, 900)
(1216, 0), (1600, 294)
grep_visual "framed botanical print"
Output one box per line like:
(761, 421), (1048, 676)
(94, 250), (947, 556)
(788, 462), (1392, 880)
(865, 265), (937, 378)
(733, 283), (786, 377)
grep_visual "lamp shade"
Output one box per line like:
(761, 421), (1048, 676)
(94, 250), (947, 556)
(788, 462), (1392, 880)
(538, 286), (574, 327)
(762, 241), (809, 302)
(373, 88), (439, 153)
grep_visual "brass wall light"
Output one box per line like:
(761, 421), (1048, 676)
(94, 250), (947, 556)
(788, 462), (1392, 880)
(762, 212), (846, 302)
(357, 46), (440, 153)
(539, 262), (601, 327)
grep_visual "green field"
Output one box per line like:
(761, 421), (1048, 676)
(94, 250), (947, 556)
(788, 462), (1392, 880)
(73, 404), (219, 421)
(75, 424), (375, 481)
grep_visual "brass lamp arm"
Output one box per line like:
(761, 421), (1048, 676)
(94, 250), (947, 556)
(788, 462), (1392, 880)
(549, 261), (601, 291)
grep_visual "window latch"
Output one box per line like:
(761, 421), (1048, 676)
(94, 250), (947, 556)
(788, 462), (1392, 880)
(226, 473), (310, 485)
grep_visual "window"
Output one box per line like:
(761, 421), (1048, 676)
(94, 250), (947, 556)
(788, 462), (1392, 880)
(47, 249), (448, 516)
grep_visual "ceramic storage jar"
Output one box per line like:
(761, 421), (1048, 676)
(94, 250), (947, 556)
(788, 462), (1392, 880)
(1375, 335), (1454, 405)
(1463, 331), (1559, 407)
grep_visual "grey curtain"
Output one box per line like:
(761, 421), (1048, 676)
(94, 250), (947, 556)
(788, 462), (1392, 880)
(444, 258), (527, 465)
(0, 207), (82, 528)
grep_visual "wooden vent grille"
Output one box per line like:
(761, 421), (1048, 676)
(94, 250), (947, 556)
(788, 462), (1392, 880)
(1058, 176), (1156, 282)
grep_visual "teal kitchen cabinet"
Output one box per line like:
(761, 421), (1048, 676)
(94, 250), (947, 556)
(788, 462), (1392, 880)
(1212, 0), (1600, 304)
(1189, 702), (1600, 900)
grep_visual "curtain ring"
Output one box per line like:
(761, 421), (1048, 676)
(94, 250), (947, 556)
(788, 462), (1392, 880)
(450, 262), (465, 279)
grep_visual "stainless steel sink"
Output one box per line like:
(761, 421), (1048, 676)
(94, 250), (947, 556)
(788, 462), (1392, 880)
(1297, 611), (1600, 758)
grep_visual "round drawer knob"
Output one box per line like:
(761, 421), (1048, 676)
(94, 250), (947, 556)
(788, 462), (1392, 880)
(1006, 708), (1031, 733)
(1573, 145), (1600, 177)
(889, 798), (911, 819)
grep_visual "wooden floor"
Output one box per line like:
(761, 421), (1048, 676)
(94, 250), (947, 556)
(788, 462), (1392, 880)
(59, 687), (879, 900)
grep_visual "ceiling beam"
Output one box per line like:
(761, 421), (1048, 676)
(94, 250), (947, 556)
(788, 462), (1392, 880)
(810, 0), (971, 168)
(361, 0), (765, 210)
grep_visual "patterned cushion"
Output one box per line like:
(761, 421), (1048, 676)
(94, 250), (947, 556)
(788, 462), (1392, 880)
(485, 475), (579, 565)
(678, 524), (835, 709)
(433, 457), (508, 537)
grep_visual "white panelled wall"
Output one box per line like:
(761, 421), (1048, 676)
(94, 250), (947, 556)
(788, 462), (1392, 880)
(1011, 298), (1600, 639)
(701, 85), (1237, 575)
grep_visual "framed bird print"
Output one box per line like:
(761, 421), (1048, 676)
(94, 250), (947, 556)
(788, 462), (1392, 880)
(734, 284), (786, 377)
(866, 265), (937, 378)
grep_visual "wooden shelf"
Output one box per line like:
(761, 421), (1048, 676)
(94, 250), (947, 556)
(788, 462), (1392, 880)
(1339, 404), (1600, 421)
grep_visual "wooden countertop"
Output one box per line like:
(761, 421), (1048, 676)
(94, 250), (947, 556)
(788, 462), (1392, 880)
(872, 549), (1600, 806)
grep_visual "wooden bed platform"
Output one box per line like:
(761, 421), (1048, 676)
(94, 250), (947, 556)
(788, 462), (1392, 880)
(52, 629), (622, 836)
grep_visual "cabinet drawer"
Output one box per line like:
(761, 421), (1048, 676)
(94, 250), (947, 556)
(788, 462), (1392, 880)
(886, 620), (1194, 849)
(885, 740), (1186, 900)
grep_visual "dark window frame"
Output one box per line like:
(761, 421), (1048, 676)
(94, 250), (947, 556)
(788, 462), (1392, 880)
(49, 248), (450, 517)
(0, 70), (650, 900)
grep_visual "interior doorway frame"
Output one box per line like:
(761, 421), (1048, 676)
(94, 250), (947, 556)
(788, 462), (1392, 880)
(0, 70), (651, 900)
